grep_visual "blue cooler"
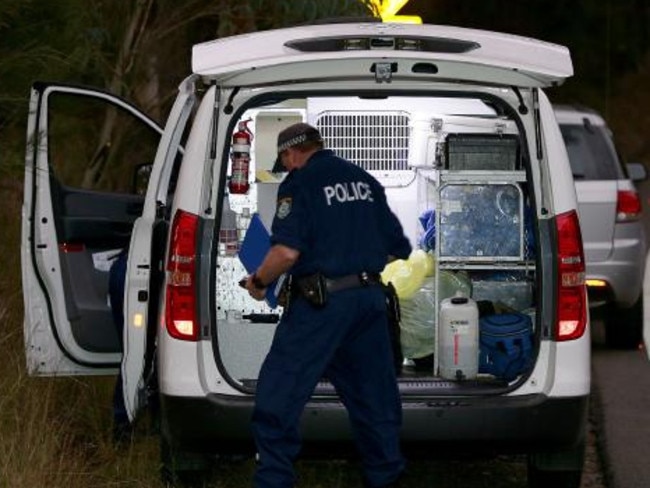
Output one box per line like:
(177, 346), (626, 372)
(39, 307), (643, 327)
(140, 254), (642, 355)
(478, 312), (533, 381)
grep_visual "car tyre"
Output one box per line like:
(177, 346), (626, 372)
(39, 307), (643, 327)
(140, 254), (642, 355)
(160, 435), (212, 487)
(604, 294), (643, 350)
(527, 440), (584, 488)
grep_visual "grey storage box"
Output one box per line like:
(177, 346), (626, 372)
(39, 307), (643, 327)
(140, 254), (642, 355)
(445, 133), (520, 171)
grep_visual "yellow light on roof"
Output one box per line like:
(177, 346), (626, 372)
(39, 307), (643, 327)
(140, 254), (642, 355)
(586, 279), (607, 288)
(383, 15), (422, 24)
(367, 0), (423, 24)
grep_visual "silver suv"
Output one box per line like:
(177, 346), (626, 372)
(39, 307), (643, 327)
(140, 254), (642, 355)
(555, 105), (647, 349)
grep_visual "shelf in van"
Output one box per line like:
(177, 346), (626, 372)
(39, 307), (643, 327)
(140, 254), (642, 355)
(437, 261), (536, 271)
(439, 170), (526, 182)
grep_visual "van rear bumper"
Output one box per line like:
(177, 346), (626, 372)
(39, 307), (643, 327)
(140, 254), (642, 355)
(160, 393), (588, 457)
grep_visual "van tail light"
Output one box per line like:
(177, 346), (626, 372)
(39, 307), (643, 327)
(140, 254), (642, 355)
(165, 210), (199, 341)
(616, 189), (642, 222)
(555, 210), (587, 341)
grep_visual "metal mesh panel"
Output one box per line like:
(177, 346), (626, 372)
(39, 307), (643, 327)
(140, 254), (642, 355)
(315, 112), (410, 171)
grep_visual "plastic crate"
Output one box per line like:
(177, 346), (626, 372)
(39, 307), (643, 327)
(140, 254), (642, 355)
(445, 133), (520, 171)
(438, 183), (523, 261)
(472, 275), (533, 311)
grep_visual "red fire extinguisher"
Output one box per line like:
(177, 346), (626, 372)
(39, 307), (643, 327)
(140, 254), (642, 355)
(229, 119), (253, 194)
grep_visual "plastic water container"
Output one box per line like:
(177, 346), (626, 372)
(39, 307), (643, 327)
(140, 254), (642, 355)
(438, 295), (479, 381)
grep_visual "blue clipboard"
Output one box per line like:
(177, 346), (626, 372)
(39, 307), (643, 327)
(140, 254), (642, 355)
(238, 213), (283, 308)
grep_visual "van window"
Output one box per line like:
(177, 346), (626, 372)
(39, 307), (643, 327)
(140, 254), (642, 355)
(559, 124), (624, 180)
(48, 92), (161, 194)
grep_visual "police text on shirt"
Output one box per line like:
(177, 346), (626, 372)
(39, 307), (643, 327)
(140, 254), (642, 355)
(323, 182), (374, 206)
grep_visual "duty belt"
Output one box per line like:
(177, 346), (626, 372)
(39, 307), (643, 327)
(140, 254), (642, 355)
(324, 272), (382, 293)
(285, 271), (382, 309)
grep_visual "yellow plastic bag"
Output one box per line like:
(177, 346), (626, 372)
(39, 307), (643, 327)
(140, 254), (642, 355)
(381, 251), (429, 300)
(409, 249), (435, 277)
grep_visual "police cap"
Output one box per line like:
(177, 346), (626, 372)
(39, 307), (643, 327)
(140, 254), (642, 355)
(277, 123), (323, 153)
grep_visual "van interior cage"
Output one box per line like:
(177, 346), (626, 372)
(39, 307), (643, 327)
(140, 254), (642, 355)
(316, 112), (410, 171)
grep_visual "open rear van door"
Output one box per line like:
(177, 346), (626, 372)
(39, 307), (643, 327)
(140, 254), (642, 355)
(121, 77), (198, 420)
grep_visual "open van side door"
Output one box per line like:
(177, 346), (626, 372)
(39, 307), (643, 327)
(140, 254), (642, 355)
(22, 77), (197, 421)
(22, 82), (163, 375)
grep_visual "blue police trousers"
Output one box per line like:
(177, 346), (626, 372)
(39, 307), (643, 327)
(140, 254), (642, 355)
(252, 286), (404, 488)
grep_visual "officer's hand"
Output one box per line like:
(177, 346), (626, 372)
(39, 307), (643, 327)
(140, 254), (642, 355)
(245, 275), (267, 301)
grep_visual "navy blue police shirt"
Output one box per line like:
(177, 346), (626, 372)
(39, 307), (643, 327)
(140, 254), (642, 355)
(270, 149), (412, 278)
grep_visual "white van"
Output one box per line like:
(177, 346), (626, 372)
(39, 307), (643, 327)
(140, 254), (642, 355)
(22, 22), (590, 487)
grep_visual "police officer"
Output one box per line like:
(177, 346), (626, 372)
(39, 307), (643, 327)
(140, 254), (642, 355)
(244, 122), (412, 488)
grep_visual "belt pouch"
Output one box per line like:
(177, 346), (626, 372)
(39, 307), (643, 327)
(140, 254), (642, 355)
(297, 273), (328, 307)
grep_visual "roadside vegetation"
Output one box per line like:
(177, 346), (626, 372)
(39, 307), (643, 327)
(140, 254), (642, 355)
(0, 174), (157, 486)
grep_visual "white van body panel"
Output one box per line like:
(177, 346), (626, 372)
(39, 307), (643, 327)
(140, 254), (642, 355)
(158, 337), (206, 397)
(548, 329), (592, 397)
(155, 84), (221, 398)
(505, 341), (552, 396)
(192, 23), (572, 88)
(168, 85), (217, 217)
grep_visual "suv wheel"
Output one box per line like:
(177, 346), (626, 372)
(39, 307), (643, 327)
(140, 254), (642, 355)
(604, 294), (643, 350)
(527, 465), (582, 488)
